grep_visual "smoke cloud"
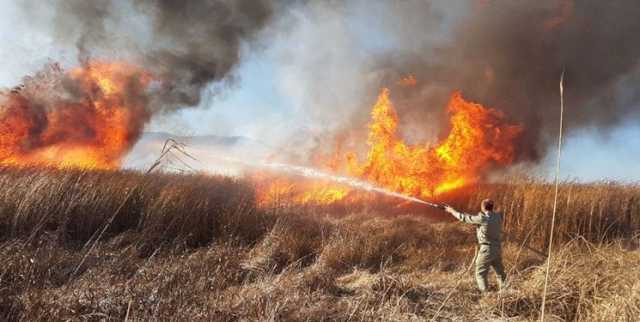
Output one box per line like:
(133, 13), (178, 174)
(361, 0), (640, 161)
(25, 0), (283, 111)
(15, 0), (640, 167)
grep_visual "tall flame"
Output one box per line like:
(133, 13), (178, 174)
(257, 88), (522, 206)
(0, 61), (152, 169)
(350, 89), (521, 197)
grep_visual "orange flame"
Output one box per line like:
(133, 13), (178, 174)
(0, 61), (152, 169)
(257, 88), (522, 206)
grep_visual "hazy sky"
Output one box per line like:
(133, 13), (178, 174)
(1, 0), (638, 182)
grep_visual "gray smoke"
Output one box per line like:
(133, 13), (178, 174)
(366, 0), (640, 161)
(27, 0), (284, 111)
(258, 0), (640, 165)
(19, 0), (640, 166)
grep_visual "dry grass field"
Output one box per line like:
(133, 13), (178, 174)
(0, 167), (638, 321)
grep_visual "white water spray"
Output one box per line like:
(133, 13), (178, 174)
(255, 160), (440, 207)
(183, 146), (442, 208)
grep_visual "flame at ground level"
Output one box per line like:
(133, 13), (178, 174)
(0, 61), (152, 170)
(256, 89), (522, 207)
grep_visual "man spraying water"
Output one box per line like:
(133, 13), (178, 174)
(443, 199), (507, 293)
(169, 145), (507, 293)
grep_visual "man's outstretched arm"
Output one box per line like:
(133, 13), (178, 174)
(444, 205), (485, 225)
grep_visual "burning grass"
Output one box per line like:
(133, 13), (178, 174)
(0, 61), (152, 170)
(0, 167), (638, 321)
(255, 88), (523, 207)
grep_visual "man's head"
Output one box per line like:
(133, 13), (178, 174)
(481, 199), (494, 213)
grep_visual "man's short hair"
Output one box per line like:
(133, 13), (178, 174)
(481, 199), (494, 211)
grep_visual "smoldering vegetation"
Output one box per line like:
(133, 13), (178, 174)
(0, 167), (638, 321)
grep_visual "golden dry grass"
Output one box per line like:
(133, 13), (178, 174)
(463, 179), (639, 250)
(0, 167), (638, 321)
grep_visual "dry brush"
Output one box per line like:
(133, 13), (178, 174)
(0, 167), (638, 321)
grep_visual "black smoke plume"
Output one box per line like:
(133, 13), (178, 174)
(40, 0), (283, 110)
(21, 0), (640, 165)
(373, 0), (640, 161)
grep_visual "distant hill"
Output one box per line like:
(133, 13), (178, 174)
(124, 132), (274, 173)
(139, 132), (254, 147)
